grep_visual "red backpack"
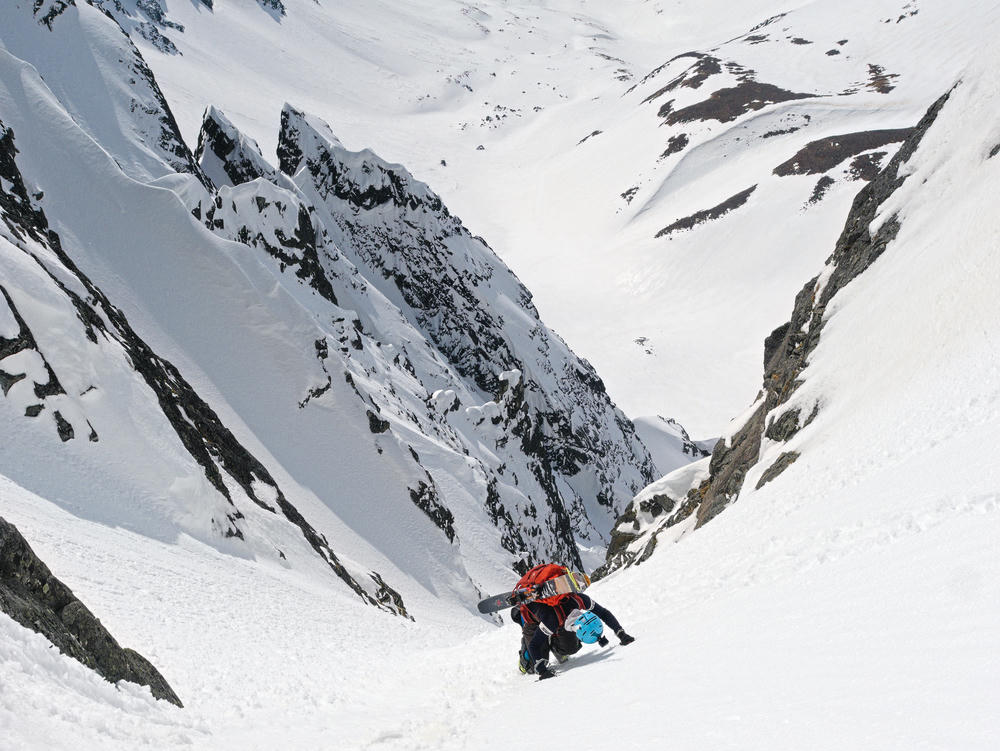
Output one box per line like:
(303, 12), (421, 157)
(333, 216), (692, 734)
(512, 563), (589, 607)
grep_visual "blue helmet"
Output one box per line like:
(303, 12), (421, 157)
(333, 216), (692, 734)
(570, 611), (603, 644)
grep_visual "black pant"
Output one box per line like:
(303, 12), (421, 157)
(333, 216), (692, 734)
(520, 622), (581, 663)
(523, 594), (624, 664)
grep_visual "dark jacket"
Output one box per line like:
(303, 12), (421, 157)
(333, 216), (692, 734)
(516, 593), (624, 664)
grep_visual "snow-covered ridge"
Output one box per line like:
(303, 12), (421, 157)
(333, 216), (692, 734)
(1, 0), (662, 638)
(602, 58), (1000, 572)
(193, 105), (274, 189)
(194, 102), (659, 573)
(0, 111), (410, 616)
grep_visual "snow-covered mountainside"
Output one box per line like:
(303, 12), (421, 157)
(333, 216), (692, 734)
(97, 0), (998, 436)
(0, 62), (409, 616)
(2, 1), (999, 748)
(632, 415), (712, 477)
(1, 0), (658, 627)
(601, 68), (1000, 575)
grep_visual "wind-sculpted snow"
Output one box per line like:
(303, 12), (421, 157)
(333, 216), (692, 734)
(601, 82), (968, 574)
(191, 104), (657, 575)
(0, 117), (409, 617)
(1, 1), (206, 185)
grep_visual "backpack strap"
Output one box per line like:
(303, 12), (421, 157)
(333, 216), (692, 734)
(548, 593), (586, 627)
(518, 603), (539, 625)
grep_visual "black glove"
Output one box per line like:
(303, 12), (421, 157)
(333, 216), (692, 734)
(616, 629), (635, 646)
(597, 635), (609, 647)
(535, 659), (556, 680)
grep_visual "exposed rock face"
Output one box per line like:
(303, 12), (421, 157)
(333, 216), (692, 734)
(194, 107), (273, 188)
(866, 64), (900, 94)
(772, 129), (914, 176)
(0, 516), (182, 706)
(1, 123), (87, 442)
(755, 451), (800, 489)
(666, 81), (813, 125)
(32, 0), (73, 29)
(600, 89), (953, 574)
(640, 52), (724, 101)
(656, 185), (757, 238)
(257, 0), (286, 18)
(693, 89), (951, 527)
(266, 105), (657, 566)
(661, 133), (689, 159)
(638, 48), (813, 127)
(594, 457), (709, 578)
(808, 175), (836, 204)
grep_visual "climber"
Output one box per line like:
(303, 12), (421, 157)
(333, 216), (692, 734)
(509, 563), (635, 680)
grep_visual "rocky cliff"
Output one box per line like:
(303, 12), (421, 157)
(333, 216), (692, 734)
(1, 0), (658, 637)
(192, 104), (658, 573)
(599, 87), (953, 575)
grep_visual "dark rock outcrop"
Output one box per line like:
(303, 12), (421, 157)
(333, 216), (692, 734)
(194, 107), (271, 187)
(641, 52), (723, 102)
(666, 82), (813, 125)
(773, 129), (913, 176)
(0, 516), (182, 706)
(755, 451), (800, 489)
(600, 89), (954, 576)
(807, 175), (836, 204)
(848, 152), (888, 181)
(661, 133), (689, 159)
(409, 479), (456, 544)
(866, 64), (900, 94)
(692, 89), (952, 527)
(656, 185), (757, 238)
(33, 0), (73, 29)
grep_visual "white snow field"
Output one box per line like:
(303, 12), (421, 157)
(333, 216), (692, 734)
(124, 0), (999, 435)
(4, 44), (1000, 748)
(2, 0), (1000, 748)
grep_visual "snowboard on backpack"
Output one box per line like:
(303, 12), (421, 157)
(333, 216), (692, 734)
(478, 590), (517, 614)
(477, 566), (589, 614)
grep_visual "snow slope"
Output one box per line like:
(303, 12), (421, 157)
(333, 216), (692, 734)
(3, 1), (1000, 748)
(112, 0), (999, 435)
(633, 414), (712, 477)
(4, 39), (1000, 747)
(1, 0), (666, 621)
